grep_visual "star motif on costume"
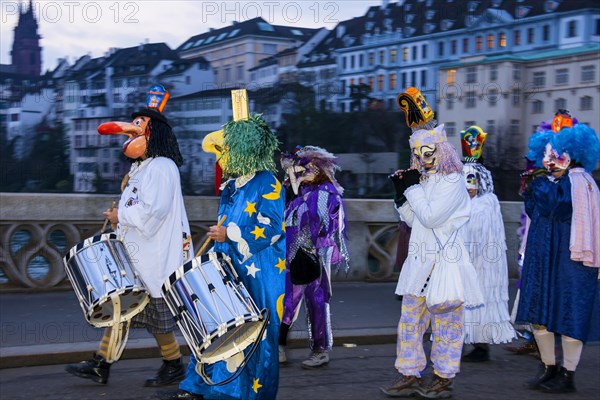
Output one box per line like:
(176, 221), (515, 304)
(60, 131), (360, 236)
(282, 221), (286, 232)
(244, 201), (257, 217)
(252, 378), (263, 393)
(275, 258), (286, 274)
(246, 263), (260, 278)
(250, 226), (266, 240)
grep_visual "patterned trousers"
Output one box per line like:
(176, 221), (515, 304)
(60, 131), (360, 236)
(395, 295), (465, 379)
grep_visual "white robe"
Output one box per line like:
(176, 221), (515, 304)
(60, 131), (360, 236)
(395, 172), (483, 308)
(117, 157), (191, 298)
(462, 193), (516, 344)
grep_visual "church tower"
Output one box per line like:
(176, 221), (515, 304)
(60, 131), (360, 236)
(11, 0), (42, 76)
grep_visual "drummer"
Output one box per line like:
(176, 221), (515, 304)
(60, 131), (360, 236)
(160, 111), (286, 400)
(65, 84), (192, 387)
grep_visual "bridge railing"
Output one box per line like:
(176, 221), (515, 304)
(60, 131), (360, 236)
(0, 193), (524, 291)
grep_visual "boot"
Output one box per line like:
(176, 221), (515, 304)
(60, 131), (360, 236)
(416, 374), (454, 399)
(144, 358), (186, 387)
(65, 353), (111, 384)
(380, 374), (422, 397)
(540, 367), (576, 393)
(525, 363), (558, 390)
(462, 344), (490, 362)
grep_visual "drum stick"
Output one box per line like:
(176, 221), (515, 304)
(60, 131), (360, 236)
(196, 215), (227, 257)
(101, 201), (116, 233)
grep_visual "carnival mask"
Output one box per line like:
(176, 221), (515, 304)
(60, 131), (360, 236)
(412, 144), (438, 173)
(286, 163), (318, 195)
(202, 129), (229, 172)
(542, 142), (571, 176)
(463, 165), (479, 198)
(98, 115), (150, 159)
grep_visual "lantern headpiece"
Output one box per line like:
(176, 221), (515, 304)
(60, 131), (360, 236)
(131, 84), (170, 125)
(461, 126), (488, 163)
(397, 87), (435, 131)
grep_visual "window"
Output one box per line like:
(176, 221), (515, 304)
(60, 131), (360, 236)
(463, 38), (469, 53)
(447, 93), (455, 110)
(411, 71), (417, 86)
(490, 65), (498, 81)
(499, 32), (506, 47)
(368, 76), (374, 90)
(581, 65), (595, 82)
(580, 96), (592, 110)
(422, 44), (428, 59)
(359, 54), (364, 67)
(487, 34), (494, 49)
(379, 50), (385, 64)
(390, 49), (397, 64)
(486, 120), (495, 135)
(532, 100), (544, 114)
(513, 66), (521, 81)
(567, 20), (577, 38)
(236, 65), (244, 80)
(466, 91), (476, 108)
(476, 36), (482, 51)
(554, 98), (567, 110)
(389, 73), (397, 90)
(421, 70), (427, 87)
(465, 121), (476, 129)
(342, 57), (347, 69)
(401, 72), (407, 89)
(512, 89), (521, 106)
(412, 46), (417, 60)
(533, 71), (546, 88)
(225, 67), (231, 81)
(555, 68), (569, 85)
(263, 43), (277, 54)
(527, 27), (534, 44)
(438, 41), (444, 57)
(447, 69), (456, 84)
(514, 30), (521, 45)
(10, 113), (19, 122)
(451, 40), (457, 55)
(488, 88), (499, 106)
(445, 122), (456, 136)
(369, 52), (375, 66)
(403, 47), (409, 61)
(378, 75), (384, 91)
(466, 67), (477, 84)
(543, 25), (550, 41)
(350, 78), (355, 87)
(350, 55), (355, 69)
(510, 120), (520, 136)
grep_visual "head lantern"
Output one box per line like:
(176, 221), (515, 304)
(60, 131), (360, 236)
(397, 87), (435, 129)
(280, 145), (343, 196)
(551, 109), (573, 133)
(98, 84), (176, 162)
(461, 126), (488, 163)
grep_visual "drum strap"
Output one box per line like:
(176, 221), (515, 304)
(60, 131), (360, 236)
(104, 295), (132, 363)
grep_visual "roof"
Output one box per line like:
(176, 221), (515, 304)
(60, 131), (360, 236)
(171, 87), (239, 100)
(303, 0), (599, 59)
(177, 17), (318, 53)
(157, 56), (210, 77)
(440, 43), (600, 68)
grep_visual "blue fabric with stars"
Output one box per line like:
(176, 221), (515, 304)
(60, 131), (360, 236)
(180, 170), (286, 400)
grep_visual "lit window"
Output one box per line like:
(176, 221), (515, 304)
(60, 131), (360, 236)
(499, 32), (506, 47)
(390, 49), (397, 63)
(447, 69), (456, 84)
(403, 47), (409, 61)
(368, 76), (374, 90)
(389, 73), (397, 90)
(487, 34), (494, 49)
(476, 36), (482, 51)
(378, 75), (384, 91)
(369, 52), (375, 65)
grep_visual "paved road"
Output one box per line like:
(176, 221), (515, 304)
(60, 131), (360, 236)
(1, 343), (599, 399)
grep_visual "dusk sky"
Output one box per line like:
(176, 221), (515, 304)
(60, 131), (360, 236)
(1, 0), (382, 72)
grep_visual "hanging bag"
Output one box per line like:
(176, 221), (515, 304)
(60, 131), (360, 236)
(425, 230), (465, 314)
(290, 248), (321, 285)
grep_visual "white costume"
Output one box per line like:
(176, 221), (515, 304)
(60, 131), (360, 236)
(461, 190), (516, 344)
(118, 157), (191, 298)
(395, 173), (483, 308)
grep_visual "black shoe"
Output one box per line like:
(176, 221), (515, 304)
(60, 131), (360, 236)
(525, 363), (558, 390)
(156, 389), (204, 400)
(145, 358), (186, 387)
(462, 345), (490, 362)
(416, 374), (453, 399)
(540, 367), (576, 393)
(65, 353), (111, 384)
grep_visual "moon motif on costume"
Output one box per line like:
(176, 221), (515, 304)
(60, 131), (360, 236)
(261, 178), (282, 200)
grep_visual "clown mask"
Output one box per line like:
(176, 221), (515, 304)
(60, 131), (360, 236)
(542, 142), (571, 178)
(463, 165), (479, 198)
(286, 163), (319, 195)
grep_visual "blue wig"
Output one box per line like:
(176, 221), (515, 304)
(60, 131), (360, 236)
(551, 123), (600, 172)
(526, 129), (554, 168)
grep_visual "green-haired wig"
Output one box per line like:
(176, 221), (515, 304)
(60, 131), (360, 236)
(222, 113), (279, 177)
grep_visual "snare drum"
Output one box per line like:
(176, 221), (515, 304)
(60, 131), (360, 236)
(162, 252), (267, 366)
(63, 233), (149, 328)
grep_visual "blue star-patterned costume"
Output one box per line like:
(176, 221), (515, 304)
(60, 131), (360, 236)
(180, 170), (286, 400)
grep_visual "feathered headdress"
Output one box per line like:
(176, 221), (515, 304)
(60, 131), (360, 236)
(281, 145), (344, 195)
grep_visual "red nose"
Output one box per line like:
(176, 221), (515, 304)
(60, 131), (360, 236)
(98, 122), (125, 135)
